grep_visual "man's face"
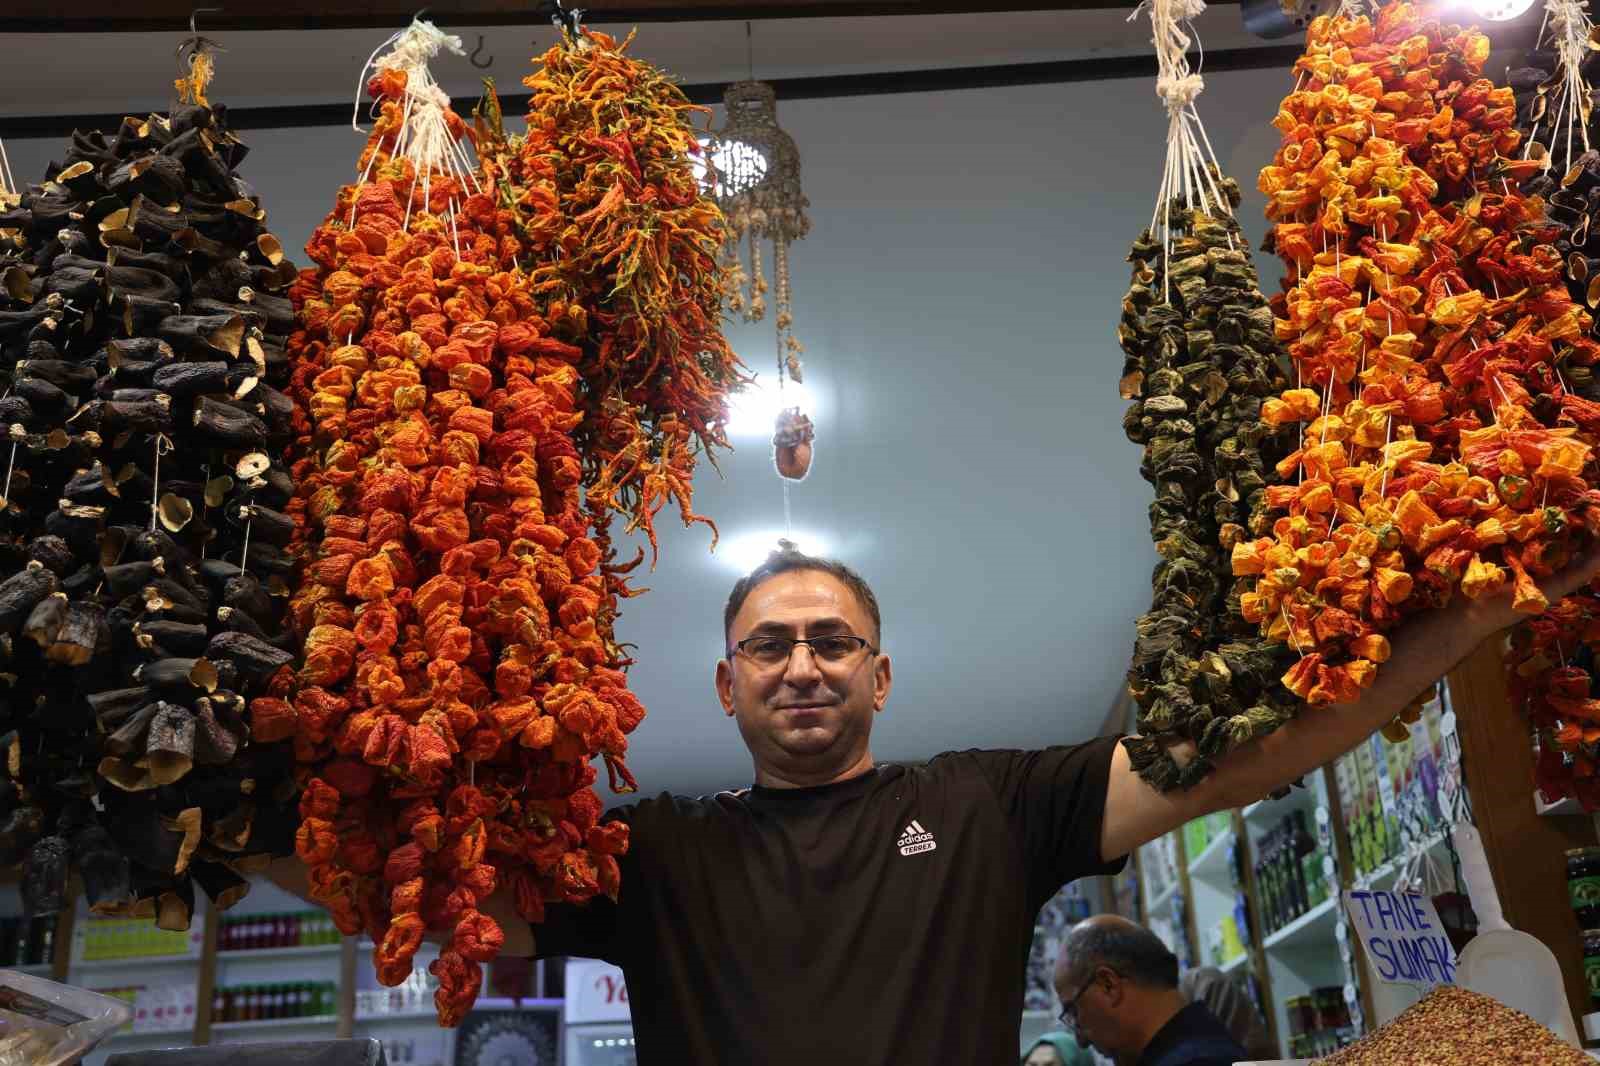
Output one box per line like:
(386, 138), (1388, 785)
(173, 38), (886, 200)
(715, 570), (891, 778)
(1057, 965), (1123, 1057)
(1023, 1047), (1064, 1066)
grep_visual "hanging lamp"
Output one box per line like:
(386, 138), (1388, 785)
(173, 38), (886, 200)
(709, 24), (814, 481)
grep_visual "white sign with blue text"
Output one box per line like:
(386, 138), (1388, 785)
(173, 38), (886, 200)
(1342, 888), (1457, 988)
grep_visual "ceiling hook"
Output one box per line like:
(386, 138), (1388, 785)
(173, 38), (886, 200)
(469, 33), (494, 68)
(190, 6), (222, 36)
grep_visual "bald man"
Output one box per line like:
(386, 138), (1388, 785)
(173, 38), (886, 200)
(1053, 916), (1245, 1066)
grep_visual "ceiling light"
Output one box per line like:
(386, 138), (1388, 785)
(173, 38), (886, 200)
(716, 528), (833, 573)
(723, 375), (819, 440)
(1471, 0), (1536, 19)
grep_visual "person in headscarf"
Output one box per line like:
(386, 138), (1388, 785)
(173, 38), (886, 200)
(1179, 967), (1275, 1061)
(1024, 1031), (1098, 1066)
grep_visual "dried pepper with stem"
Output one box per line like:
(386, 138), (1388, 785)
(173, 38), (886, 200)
(1237, 2), (1600, 718)
(1503, 576), (1600, 810)
(483, 27), (745, 566)
(285, 21), (652, 1026)
(0, 50), (300, 926)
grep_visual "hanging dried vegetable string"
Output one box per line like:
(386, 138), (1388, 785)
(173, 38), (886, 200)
(486, 25), (744, 567)
(1500, 0), (1600, 813)
(286, 20), (649, 1026)
(0, 41), (301, 927)
(1117, 0), (1302, 790)
(1239, 2), (1600, 726)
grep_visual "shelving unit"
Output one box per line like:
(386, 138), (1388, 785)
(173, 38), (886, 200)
(1126, 681), (1472, 1056)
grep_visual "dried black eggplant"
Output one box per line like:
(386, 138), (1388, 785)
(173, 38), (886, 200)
(0, 92), (299, 930)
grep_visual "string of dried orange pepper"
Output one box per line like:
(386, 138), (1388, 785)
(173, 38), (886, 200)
(1237, 2), (1600, 721)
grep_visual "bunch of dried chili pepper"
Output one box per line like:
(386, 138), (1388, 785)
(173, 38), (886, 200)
(1236, 2), (1600, 712)
(0, 60), (300, 927)
(1492, 0), (1600, 813)
(485, 28), (743, 566)
(1503, 578), (1600, 811)
(284, 22), (645, 1026)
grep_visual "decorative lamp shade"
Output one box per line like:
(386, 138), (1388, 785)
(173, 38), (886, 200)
(712, 81), (810, 246)
(1242, 0), (1333, 39)
(710, 80), (815, 478)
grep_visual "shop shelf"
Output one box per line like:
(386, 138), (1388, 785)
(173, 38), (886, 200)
(1242, 786), (1316, 827)
(1261, 897), (1338, 952)
(1355, 829), (1451, 891)
(72, 954), (199, 971)
(211, 1015), (337, 1032)
(354, 1008), (446, 1024)
(104, 1028), (192, 1044)
(1145, 880), (1179, 916)
(1536, 792), (1585, 816)
(1186, 830), (1235, 884)
(216, 944), (343, 961)
(1218, 953), (1250, 975)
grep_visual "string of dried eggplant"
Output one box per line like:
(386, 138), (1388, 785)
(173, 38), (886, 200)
(1116, 0), (1301, 791)
(0, 59), (299, 927)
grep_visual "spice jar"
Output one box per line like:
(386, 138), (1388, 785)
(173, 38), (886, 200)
(1583, 929), (1600, 1010)
(1568, 848), (1600, 928)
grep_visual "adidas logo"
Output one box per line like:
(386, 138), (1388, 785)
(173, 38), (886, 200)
(897, 820), (937, 857)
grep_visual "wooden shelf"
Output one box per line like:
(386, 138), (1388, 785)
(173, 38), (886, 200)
(1262, 897), (1338, 952)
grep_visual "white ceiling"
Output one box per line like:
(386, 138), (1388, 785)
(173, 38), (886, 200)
(0, 12), (1537, 801)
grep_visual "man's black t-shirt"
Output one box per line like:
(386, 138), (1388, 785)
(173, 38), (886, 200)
(534, 736), (1126, 1064)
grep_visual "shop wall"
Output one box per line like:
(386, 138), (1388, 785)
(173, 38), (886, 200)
(2, 67), (1291, 798)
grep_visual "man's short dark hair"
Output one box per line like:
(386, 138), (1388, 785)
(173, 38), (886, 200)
(1065, 921), (1179, 989)
(722, 541), (882, 649)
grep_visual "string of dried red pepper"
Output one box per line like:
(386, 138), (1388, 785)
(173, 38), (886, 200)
(283, 21), (705, 1026)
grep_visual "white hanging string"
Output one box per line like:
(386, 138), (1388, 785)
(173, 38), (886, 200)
(1133, 0), (1233, 301)
(346, 18), (480, 230)
(1533, 0), (1595, 174)
(148, 434), (173, 532)
(0, 137), (15, 199)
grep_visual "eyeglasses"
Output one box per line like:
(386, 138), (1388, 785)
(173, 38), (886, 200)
(731, 634), (876, 667)
(1057, 978), (1094, 1031)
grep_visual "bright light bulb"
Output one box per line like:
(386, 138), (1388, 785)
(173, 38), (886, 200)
(1471, 0), (1536, 20)
(723, 377), (818, 440)
(691, 135), (768, 196)
(716, 528), (833, 573)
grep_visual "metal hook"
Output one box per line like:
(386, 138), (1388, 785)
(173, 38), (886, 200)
(178, 6), (226, 70)
(469, 33), (493, 68)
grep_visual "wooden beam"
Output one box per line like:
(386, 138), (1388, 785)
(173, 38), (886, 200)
(1447, 636), (1597, 1035)
(3, 0), (1202, 33)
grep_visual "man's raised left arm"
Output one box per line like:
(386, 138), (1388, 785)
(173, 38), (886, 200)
(1097, 545), (1600, 864)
